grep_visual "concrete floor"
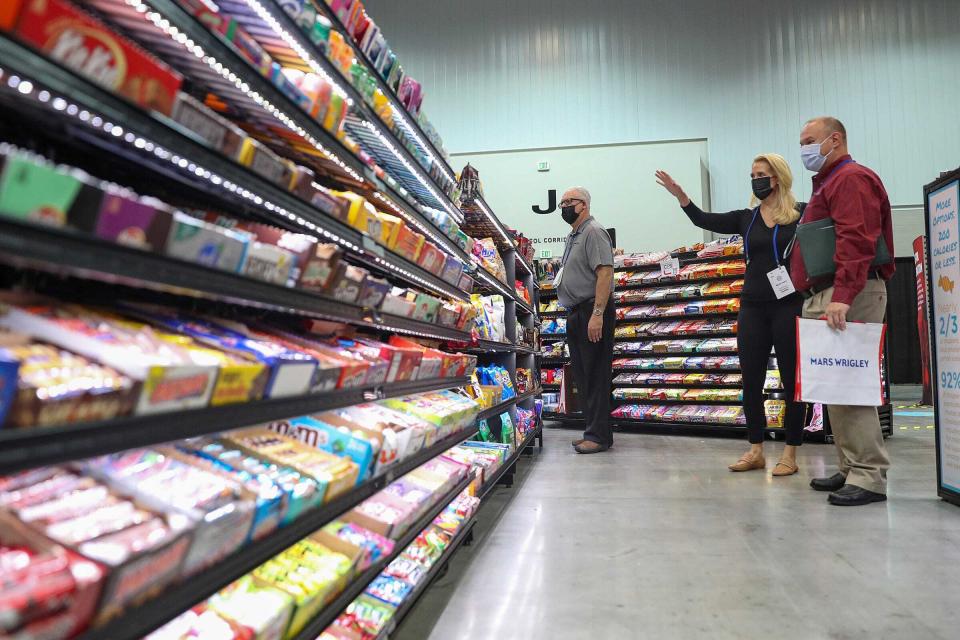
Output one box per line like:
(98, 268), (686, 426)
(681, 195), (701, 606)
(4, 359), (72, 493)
(394, 402), (960, 640)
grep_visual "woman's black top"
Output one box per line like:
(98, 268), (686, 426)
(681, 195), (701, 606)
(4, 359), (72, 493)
(681, 202), (803, 303)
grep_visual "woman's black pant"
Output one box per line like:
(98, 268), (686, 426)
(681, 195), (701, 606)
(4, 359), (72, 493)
(736, 295), (806, 446)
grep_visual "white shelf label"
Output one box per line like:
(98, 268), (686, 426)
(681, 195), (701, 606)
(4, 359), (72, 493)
(659, 257), (680, 277)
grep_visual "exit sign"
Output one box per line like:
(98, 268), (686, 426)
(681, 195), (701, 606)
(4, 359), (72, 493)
(537, 161), (550, 172)
(540, 249), (553, 258)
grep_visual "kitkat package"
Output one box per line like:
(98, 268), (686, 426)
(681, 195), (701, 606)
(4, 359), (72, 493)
(11, 0), (182, 114)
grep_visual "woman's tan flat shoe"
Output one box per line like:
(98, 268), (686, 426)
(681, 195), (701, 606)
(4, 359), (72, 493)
(772, 460), (799, 476)
(729, 455), (765, 472)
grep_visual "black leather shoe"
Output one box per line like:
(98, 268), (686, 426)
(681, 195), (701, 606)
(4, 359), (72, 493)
(810, 472), (846, 492)
(828, 484), (887, 506)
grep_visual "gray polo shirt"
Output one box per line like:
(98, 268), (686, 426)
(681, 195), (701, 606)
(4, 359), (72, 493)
(557, 216), (614, 309)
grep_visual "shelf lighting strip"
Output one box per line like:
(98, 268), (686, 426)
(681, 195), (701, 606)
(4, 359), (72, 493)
(361, 120), (462, 224)
(370, 191), (466, 268)
(473, 264), (513, 299)
(474, 197), (514, 247)
(0, 67), (470, 304)
(0, 68), (361, 253)
(234, 0), (461, 225)
(239, 0), (352, 105)
(125, 0), (363, 183)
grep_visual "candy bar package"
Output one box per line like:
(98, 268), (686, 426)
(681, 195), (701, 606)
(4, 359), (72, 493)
(85, 447), (256, 577)
(131, 309), (317, 398)
(0, 147), (102, 228)
(165, 211), (251, 273)
(77, 189), (174, 252)
(145, 604), (262, 640)
(0, 467), (191, 624)
(238, 138), (289, 187)
(0, 510), (104, 639)
(223, 427), (359, 503)
(170, 93), (247, 160)
(267, 414), (381, 484)
(333, 402), (430, 466)
(0, 339), (137, 429)
(241, 241), (296, 286)
(251, 536), (353, 637)
(322, 520), (394, 572)
(10, 0), (182, 114)
(0, 298), (222, 415)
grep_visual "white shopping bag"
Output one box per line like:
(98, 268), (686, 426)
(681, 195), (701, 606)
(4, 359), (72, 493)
(795, 318), (886, 406)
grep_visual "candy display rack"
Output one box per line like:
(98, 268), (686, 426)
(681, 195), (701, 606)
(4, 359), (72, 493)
(0, 0), (537, 637)
(609, 244), (786, 434)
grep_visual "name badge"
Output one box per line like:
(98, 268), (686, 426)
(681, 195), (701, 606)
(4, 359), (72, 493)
(767, 265), (796, 299)
(553, 266), (564, 287)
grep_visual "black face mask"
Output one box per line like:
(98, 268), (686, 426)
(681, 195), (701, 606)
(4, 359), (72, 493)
(751, 177), (774, 200)
(561, 205), (579, 225)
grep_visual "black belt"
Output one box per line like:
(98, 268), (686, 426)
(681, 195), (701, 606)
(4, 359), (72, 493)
(800, 270), (884, 299)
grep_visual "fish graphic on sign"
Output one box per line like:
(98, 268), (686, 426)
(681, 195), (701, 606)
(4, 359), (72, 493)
(939, 275), (955, 294)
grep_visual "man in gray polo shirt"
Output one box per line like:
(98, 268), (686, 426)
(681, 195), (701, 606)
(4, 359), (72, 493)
(556, 186), (615, 453)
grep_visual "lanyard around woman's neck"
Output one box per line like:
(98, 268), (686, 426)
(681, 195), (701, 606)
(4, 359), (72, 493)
(744, 206), (781, 266)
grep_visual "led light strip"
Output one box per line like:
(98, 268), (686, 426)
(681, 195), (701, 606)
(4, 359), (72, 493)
(239, 0), (352, 105)
(0, 68), (361, 251)
(0, 67), (472, 333)
(473, 263), (513, 298)
(474, 197), (514, 246)
(391, 108), (454, 184)
(211, 0), (463, 229)
(371, 192), (465, 264)
(125, 0), (363, 183)
(361, 120), (461, 222)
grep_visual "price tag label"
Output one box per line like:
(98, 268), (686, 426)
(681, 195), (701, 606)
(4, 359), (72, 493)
(362, 236), (384, 257)
(659, 257), (680, 277)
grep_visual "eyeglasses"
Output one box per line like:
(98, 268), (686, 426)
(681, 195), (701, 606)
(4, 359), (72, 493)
(559, 198), (584, 207)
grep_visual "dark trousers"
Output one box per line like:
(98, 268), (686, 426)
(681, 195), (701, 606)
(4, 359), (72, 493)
(737, 296), (806, 446)
(567, 298), (615, 447)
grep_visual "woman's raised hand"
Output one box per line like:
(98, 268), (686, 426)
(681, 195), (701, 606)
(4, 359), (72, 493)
(655, 170), (690, 207)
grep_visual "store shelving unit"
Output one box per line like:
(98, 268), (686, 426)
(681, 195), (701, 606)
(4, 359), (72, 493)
(0, 375), (469, 473)
(374, 513), (478, 639)
(77, 429), (476, 640)
(0, 2), (542, 638)
(282, 476), (474, 640)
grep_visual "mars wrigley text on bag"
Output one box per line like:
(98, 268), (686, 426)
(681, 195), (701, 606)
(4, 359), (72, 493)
(794, 318), (887, 406)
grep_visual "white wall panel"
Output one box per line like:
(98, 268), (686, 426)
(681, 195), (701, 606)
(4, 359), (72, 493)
(365, 0), (960, 232)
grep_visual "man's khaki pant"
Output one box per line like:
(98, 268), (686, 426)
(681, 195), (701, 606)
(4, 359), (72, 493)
(802, 278), (891, 493)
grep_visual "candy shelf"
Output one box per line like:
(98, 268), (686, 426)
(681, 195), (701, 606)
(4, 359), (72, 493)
(465, 339), (518, 354)
(538, 310), (565, 318)
(543, 410), (583, 422)
(541, 333), (567, 340)
(477, 396), (519, 421)
(309, 0), (457, 197)
(77, 428), (477, 640)
(283, 475), (474, 640)
(0, 375), (470, 474)
(207, 0), (469, 252)
(542, 383), (561, 390)
(479, 427), (541, 499)
(0, 36), (470, 304)
(374, 513), (477, 640)
(615, 274), (744, 291)
(515, 344), (539, 355)
(615, 291), (743, 305)
(0, 218), (471, 342)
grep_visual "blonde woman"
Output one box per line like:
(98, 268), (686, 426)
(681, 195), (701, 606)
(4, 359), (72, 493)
(655, 154), (806, 476)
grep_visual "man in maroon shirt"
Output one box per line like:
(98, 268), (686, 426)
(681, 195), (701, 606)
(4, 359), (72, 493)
(791, 116), (893, 506)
